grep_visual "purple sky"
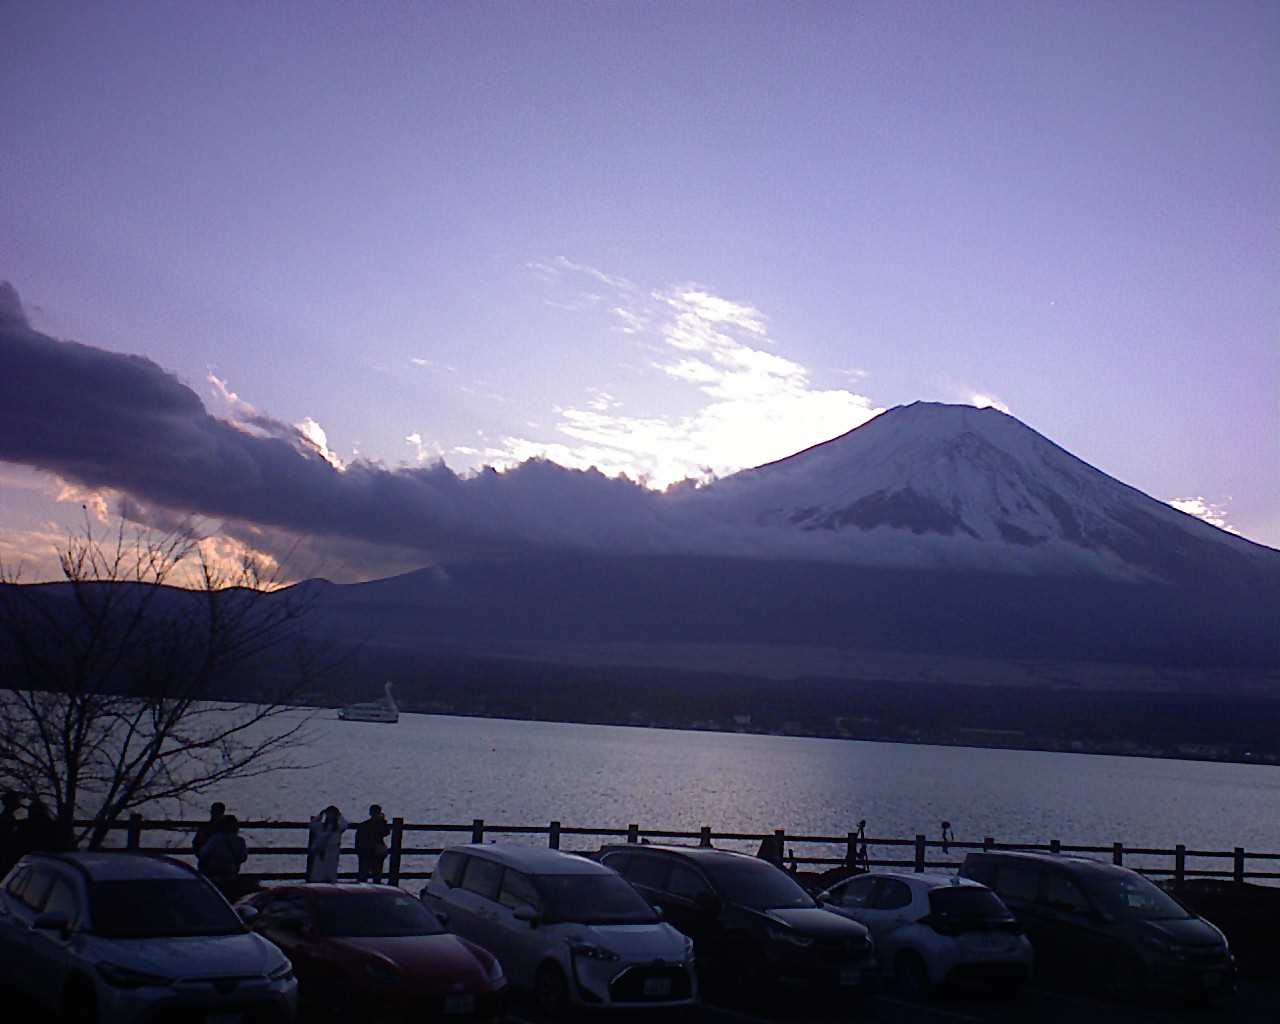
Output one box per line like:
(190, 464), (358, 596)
(2, 1), (1277, 579)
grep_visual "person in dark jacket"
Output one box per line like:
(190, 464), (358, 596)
(198, 814), (248, 896)
(0, 792), (24, 874)
(193, 801), (226, 857)
(17, 799), (59, 855)
(354, 805), (392, 883)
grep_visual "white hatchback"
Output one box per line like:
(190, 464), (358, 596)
(0, 851), (297, 1023)
(818, 871), (1033, 996)
(422, 844), (697, 1013)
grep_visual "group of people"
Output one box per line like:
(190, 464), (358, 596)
(191, 800), (393, 889)
(307, 804), (392, 883)
(0, 792), (60, 876)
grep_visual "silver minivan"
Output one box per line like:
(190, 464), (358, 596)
(422, 844), (697, 1013)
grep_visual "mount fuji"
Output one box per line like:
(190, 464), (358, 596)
(304, 403), (1278, 694)
(668, 402), (1276, 582)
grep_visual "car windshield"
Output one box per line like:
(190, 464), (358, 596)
(706, 860), (817, 910)
(929, 887), (1013, 921)
(91, 879), (244, 938)
(1086, 874), (1191, 921)
(313, 892), (446, 937)
(535, 873), (659, 925)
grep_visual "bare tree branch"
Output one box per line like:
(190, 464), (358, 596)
(0, 517), (329, 849)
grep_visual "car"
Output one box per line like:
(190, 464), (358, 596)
(0, 851), (297, 1023)
(238, 883), (507, 1020)
(959, 850), (1235, 1001)
(598, 844), (876, 997)
(816, 870), (1033, 996)
(422, 844), (698, 1013)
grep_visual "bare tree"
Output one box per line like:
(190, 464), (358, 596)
(0, 518), (323, 850)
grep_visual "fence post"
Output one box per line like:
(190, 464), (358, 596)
(1173, 844), (1185, 884)
(1049, 839), (1061, 855)
(126, 814), (143, 851)
(387, 817), (404, 887)
(914, 834), (926, 872)
(1233, 848), (1245, 884)
(471, 818), (485, 844)
(846, 831), (857, 866)
(627, 823), (639, 845)
(1111, 842), (1123, 866)
(983, 836), (994, 852)
(700, 826), (713, 848)
(549, 821), (561, 850)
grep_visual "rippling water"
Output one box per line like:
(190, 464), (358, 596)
(155, 710), (1280, 879)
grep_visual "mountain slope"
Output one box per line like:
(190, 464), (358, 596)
(676, 402), (1276, 581)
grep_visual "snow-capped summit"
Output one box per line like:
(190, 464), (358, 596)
(680, 402), (1275, 580)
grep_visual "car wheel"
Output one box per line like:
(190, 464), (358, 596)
(60, 977), (98, 1024)
(1107, 955), (1146, 1003)
(894, 951), (931, 998)
(534, 961), (570, 1015)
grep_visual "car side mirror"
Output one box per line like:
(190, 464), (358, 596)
(513, 905), (540, 926)
(236, 905), (260, 924)
(33, 912), (71, 935)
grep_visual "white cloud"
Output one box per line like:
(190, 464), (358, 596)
(493, 268), (881, 487)
(296, 417), (345, 470)
(1167, 496), (1239, 534)
(968, 391), (1012, 414)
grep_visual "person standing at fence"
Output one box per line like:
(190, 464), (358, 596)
(193, 801), (226, 857)
(0, 792), (23, 874)
(199, 814), (248, 897)
(354, 805), (392, 884)
(307, 805), (348, 882)
(941, 820), (955, 854)
(17, 798), (59, 854)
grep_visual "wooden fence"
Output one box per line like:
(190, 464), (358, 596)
(85, 816), (1280, 890)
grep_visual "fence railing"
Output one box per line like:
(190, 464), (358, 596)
(81, 816), (1280, 890)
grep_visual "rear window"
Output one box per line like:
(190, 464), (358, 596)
(929, 886), (1012, 921)
(435, 850), (466, 888)
(994, 865), (1039, 903)
(91, 879), (244, 938)
(461, 857), (503, 900)
(625, 854), (669, 890)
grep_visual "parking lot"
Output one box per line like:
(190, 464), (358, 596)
(502, 976), (1278, 1024)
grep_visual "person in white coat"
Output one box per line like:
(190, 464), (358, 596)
(307, 805), (348, 882)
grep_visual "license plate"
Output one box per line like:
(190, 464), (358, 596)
(839, 967), (862, 986)
(444, 994), (476, 1014)
(207, 1015), (243, 1024)
(643, 977), (672, 996)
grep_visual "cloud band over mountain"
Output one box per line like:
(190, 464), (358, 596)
(0, 283), (678, 565)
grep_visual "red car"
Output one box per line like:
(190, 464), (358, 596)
(238, 884), (507, 1020)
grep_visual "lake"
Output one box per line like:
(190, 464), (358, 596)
(174, 710), (1280, 878)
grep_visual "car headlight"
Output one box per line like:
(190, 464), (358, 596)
(268, 959), (295, 982)
(569, 941), (621, 962)
(682, 934), (696, 961)
(364, 958), (402, 984)
(1141, 932), (1188, 959)
(97, 962), (173, 989)
(767, 926), (814, 949)
(484, 956), (506, 987)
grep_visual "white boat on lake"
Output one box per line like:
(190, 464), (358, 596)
(338, 681), (399, 723)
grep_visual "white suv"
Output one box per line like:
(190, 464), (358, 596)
(818, 871), (1033, 996)
(422, 844), (697, 1013)
(0, 851), (297, 1023)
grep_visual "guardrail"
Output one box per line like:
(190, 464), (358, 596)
(81, 816), (1280, 889)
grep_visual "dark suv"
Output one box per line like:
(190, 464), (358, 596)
(599, 844), (876, 996)
(959, 851), (1234, 1001)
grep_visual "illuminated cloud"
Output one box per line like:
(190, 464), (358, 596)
(1167, 496), (1239, 535)
(968, 391), (1012, 414)
(498, 267), (881, 487)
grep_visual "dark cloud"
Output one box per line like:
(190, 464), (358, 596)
(0, 283), (679, 565)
